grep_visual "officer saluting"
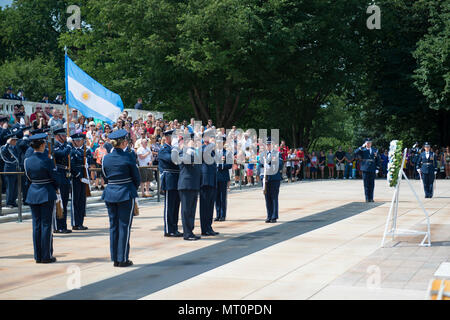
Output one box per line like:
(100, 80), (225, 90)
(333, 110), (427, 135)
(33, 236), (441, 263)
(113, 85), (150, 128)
(199, 130), (219, 236)
(24, 133), (59, 264)
(260, 137), (283, 223)
(215, 137), (233, 222)
(52, 128), (73, 233)
(354, 138), (380, 202)
(158, 129), (182, 237)
(70, 133), (92, 230)
(101, 129), (140, 267)
(416, 142), (437, 198)
(178, 133), (202, 240)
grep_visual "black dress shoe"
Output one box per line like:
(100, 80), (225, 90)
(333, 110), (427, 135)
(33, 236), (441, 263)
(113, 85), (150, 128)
(202, 231), (219, 236)
(74, 226), (88, 230)
(118, 260), (133, 267)
(53, 229), (62, 234)
(61, 229), (72, 234)
(184, 235), (201, 241)
(72, 226), (80, 230)
(369, 200), (374, 202)
(41, 257), (57, 264)
(219, 217), (225, 221)
(113, 261), (120, 267)
(270, 219), (277, 223)
(164, 232), (176, 237)
(214, 218), (220, 222)
(265, 219), (271, 223)
(174, 231), (184, 237)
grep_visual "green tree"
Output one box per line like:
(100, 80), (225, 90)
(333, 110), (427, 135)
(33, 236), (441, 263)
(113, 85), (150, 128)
(0, 56), (64, 101)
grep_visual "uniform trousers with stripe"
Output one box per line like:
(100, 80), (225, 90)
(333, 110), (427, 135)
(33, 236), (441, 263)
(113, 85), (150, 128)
(5, 174), (18, 206)
(30, 201), (55, 262)
(422, 172), (435, 198)
(179, 190), (199, 238)
(105, 198), (135, 263)
(55, 182), (71, 231)
(215, 181), (228, 219)
(71, 177), (86, 227)
(163, 189), (180, 234)
(200, 186), (216, 233)
(362, 171), (375, 201)
(264, 180), (280, 220)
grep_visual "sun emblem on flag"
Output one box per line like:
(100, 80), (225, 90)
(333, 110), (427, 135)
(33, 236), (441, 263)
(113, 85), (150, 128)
(81, 91), (90, 101)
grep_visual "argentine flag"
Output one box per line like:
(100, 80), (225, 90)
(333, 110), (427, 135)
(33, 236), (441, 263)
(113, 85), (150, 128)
(65, 55), (123, 124)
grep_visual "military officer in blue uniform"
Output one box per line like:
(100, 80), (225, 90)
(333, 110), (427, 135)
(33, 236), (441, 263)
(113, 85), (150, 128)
(199, 130), (219, 236)
(0, 127), (21, 208)
(259, 137), (283, 223)
(16, 126), (32, 204)
(101, 129), (140, 267)
(354, 138), (380, 202)
(178, 133), (202, 240)
(158, 129), (182, 237)
(70, 133), (92, 230)
(0, 116), (10, 195)
(52, 128), (73, 233)
(416, 142), (438, 198)
(24, 133), (59, 264)
(215, 137), (233, 221)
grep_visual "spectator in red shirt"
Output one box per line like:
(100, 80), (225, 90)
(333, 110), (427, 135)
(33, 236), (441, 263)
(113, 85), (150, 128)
(29, 104), (49, 123)
(296, 147), (305, 180)
(279, 140), (289, 161)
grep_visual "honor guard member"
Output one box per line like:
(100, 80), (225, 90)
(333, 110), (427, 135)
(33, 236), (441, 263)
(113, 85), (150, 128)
(199, 130), (219, 236)
(24, 133), (59, 263)
(0, 127), (21, 208)
(178, 133), (202, 240)
(354, 138), (380, 202)
(416, 142), (438, 198)
(158, 129), (182, 237)
(215, 137), (233, 221)
(70, 133), (92, 230)
(101, 129), (140, 267)
(24, 128), (50, 160)
(52, 128), (73, 233)
(0, 116), (10, 194)
(259, 137), (284, 223)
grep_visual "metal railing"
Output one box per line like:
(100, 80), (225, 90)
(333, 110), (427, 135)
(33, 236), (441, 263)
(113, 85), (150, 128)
(0, 166), (161, 222)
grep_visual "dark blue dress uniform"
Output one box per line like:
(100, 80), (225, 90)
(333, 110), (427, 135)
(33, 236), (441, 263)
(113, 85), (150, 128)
(416, 145), (437, 198)
(70, 133), (92, 229)
(52, 128), (73, 232)
(158, 131), (182, 237)
(199, 142), (219, 235)
(354, 140), (380, 202)
(259, 144), (284, 223)
(0, 116), (10, 194)
(178, 145), (202, 240)
(101, 130), (140, 266)
(24, 133), (59, 263)
(215, 149), (233, 221)
(0, 128), (21, 207)
(16, 130), (31, 203)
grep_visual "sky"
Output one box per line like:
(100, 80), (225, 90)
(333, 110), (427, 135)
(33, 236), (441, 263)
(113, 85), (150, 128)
(0, 0), (12, 8)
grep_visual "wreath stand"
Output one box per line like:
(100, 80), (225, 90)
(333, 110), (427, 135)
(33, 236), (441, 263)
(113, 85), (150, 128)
(381, 148), (431, 247)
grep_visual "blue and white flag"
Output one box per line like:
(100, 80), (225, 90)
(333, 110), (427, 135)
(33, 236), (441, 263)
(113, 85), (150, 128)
(65, 55), (123, 124)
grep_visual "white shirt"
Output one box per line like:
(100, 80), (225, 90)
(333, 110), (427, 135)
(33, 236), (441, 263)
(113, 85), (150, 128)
(137, 146), (152, 166)
(426, 152), (430, 159)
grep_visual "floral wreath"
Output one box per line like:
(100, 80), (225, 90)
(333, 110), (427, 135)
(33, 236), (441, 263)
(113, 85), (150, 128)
(387, 140), (404, 187)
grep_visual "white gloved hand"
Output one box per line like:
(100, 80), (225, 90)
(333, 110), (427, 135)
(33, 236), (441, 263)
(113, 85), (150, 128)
(6, 138), (12, 144)
(376, 170), (379, 174)
(67, 137), (73, 144)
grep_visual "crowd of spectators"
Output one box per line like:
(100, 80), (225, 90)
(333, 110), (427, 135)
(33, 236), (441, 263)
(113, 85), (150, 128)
(2, 89), (450, 197)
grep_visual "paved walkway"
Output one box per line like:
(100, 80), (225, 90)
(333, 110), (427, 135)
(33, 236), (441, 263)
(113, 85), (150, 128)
(0, 179), (448, 300)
